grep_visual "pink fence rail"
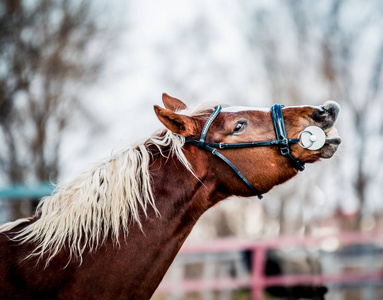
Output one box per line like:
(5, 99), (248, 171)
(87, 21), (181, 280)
(157, 231), (383, 299)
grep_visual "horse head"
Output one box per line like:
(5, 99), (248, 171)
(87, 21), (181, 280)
(155, 94), (341, 198)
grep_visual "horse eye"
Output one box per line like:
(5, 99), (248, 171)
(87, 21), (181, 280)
(233, 121), (247, 134)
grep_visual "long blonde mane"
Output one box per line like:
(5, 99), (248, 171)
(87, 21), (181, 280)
(0, 103), (216, 264)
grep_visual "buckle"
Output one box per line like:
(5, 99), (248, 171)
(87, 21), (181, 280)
(280, 147), (290, 156)
(219, 143), (224, 149)
(280, 139), (288, 146)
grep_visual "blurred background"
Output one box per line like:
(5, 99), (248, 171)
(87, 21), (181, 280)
(1, 0), (383, 299)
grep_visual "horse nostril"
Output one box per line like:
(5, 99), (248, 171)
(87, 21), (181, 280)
(317, 105), (326, 115)
(323, 100), (340, 119)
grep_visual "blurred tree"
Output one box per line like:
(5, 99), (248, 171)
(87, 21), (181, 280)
(318, 0), (383, 230)
(247, 0), (383, 233)
(0, 0), (114, 218)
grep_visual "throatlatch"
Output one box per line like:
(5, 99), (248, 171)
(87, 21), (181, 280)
(185, 104), (326, 199)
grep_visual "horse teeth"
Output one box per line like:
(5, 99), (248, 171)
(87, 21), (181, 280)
(325, 127), (339, 137)
(324, 126), (334, 134)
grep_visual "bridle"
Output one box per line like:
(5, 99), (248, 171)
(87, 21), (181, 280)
(185, 104), (305, 199)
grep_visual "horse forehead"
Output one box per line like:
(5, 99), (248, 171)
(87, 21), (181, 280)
(221, 106), (269, 113)
(222, 104), (318, 113)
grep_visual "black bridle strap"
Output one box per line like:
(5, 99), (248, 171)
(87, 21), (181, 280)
(186, 140), (263, 198)
(198, 105), (222, 147)
(270, 104), (305, 171)
(202, 144), (263, 198)
(196, 138), (300, 149)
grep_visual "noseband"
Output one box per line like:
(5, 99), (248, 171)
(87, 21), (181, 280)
(185, 104), (305, 199)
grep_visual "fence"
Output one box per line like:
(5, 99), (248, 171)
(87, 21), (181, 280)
(0, 183), (55, 223)
(156, 231), (383, 299)
(1, 186), (382, 299)
(0, 183), (54, 200)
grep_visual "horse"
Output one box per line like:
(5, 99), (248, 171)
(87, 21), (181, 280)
(0, 94), (341, 299)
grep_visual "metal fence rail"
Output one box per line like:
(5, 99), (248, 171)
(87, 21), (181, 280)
(1, 188), (382, 299)
(0, 183), (54, 200)
(156, 231), (383, 300)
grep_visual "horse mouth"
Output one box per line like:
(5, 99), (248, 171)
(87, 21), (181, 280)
(321, 125), (341, 158)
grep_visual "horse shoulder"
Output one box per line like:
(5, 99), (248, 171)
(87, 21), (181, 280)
(0, 228), (73, 299)
(0, 233), (13, 293)
(0, 231), (36, 299)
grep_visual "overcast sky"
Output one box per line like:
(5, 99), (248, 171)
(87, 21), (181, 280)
(45, 0), (383, 231)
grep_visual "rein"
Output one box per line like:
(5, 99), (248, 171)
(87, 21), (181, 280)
(185, 104), (305, 199)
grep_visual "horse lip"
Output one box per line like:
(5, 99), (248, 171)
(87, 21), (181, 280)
(324, 126), (341, 144)
(325, 136), (341, 145)
(324, 126), (334, 133)
(322, 125), (341, 145)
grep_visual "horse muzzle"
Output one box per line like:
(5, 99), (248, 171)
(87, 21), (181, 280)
(302, 100), (342, 158)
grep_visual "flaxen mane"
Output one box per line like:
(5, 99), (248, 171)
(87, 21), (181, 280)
(0, 103), (217, 264)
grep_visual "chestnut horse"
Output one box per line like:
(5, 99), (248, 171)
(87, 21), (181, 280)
(0, 94), (341, 299)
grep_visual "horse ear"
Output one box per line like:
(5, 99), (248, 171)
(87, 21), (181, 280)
(154, 105), (198, 136)
(162, 93), (188, 112)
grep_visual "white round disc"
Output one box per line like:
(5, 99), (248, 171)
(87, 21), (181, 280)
(299, 126), (326, 150)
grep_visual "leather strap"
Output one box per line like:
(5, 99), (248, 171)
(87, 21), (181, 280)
(196, 138), (300, 149)
(270, 104), (305, 171)
(198, 105), (222, 147)
(204, 144), (263, 199)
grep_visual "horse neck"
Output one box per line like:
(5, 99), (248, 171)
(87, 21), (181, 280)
(105, 144), (299, 298)
(90, 146), (221, 298)
(149, 143), (223, 227)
